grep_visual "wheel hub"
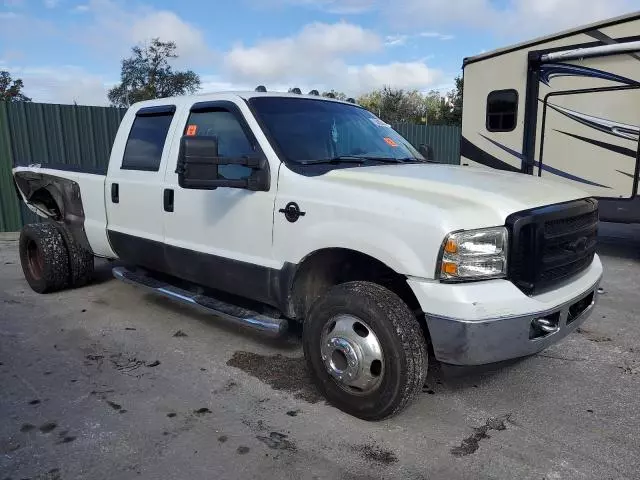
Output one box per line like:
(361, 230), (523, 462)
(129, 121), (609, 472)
(320, 315), (384, 394)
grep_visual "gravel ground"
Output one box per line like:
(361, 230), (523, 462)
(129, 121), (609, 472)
(1, 225), (639, 480)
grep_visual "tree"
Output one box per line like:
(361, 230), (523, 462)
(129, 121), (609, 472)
(0, 71), (31, 102)
(357, 87), (427, 124)
(438, 75), (463, 126)
(108, 38), (201, 107)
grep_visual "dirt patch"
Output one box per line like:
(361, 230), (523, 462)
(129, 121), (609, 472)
(227, 351), (322, 403)
(39, 422), (57, 433)
(20, 423), (35, 433)
(355, 443), (398, 465)
(576, 328), (612, 343)
(256, 432), (297, 452)
(450, 414), (512, 457)
(236, 445), (250, 455)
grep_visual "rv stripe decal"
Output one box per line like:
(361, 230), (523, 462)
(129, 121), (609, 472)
(460, 136), (520, 172)
(532, 161), (611, 189)
(616, 169), (635, 179)
(539, 63), (640, 87)
(586, 30), (640, 62)
(555, 130), (638, 158)
(547, 103), (640, 142)
(478, 134), (611, 189)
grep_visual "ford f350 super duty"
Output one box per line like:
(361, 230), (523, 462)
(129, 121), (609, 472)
(12, 92), (602, 420)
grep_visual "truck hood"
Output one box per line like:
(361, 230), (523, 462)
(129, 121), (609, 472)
(325, 163), (589, 226)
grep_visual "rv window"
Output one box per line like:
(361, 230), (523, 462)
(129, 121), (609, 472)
(486, 90), (518, 132)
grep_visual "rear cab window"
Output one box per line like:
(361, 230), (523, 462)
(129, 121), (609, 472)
(122, 105), (176, 171)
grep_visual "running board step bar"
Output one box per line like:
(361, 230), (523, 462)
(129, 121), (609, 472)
(112, 267), (288, 337)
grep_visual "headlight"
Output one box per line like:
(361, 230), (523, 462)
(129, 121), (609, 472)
(438, 227), (508, 281)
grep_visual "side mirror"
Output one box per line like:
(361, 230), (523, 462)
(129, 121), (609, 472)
(418, 144), (435, 162)
(176, 136), (270, 191)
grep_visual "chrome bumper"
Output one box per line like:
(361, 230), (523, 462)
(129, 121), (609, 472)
(425, 278), (601, 365)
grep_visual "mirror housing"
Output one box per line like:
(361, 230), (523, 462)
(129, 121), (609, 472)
(418, 144), (435, 162)
(176, 136), (270, 191)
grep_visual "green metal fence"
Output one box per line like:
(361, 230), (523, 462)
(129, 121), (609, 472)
(0, 102), (126, 232)
(392, 123), (461, 165)
(0, 102), (461, 232)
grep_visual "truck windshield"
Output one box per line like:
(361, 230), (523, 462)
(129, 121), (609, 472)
(249, 97), (426, 165)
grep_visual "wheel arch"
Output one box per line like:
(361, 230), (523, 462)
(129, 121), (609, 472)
(13, 171), (92, 252)
(282, 247), (425, 325)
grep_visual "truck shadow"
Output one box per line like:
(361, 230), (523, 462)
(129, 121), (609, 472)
(426, 356), (528, 392)
(144, 294), (302, 352)
(597, 222), (640, 261)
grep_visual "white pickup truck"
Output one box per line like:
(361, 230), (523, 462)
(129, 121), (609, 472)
(12, 91), (602, 420)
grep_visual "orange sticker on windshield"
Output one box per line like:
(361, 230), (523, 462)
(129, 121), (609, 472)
(186, 125), (198, 136)
(383, 137), (398, 147)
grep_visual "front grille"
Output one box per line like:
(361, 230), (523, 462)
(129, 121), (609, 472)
(506, 199), (598, 294)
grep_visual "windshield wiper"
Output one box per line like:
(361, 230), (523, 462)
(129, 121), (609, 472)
(298, 156), (427, 166)
(298, 156), (368, 165)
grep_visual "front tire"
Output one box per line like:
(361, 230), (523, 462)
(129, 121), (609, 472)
(19, 223), (70, 294)
(303, 281), (428, 420)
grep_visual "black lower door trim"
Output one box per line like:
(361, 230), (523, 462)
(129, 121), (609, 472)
(107, 230), (291, 310)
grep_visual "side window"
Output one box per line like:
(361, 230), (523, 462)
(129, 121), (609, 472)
(185, 109), (254, 180)
(122, 109), (174, 171)
(486, 90), (518, 132)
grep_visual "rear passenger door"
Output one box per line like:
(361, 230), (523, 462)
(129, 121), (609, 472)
(105, 105), (178, 270)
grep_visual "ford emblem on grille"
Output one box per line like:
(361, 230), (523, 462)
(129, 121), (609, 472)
(565, 236), (588, 253)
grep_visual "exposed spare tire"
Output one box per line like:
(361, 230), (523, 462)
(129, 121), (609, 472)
(56, 224), (94, 288)
(19, 223), (70, 294)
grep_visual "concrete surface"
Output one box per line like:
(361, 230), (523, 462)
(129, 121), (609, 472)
(1, 227), (639, 480)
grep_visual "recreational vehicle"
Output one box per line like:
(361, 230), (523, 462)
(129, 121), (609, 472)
(461, 12), (640, 223)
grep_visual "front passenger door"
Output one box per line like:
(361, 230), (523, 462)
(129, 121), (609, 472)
(162, 100), (279, 305)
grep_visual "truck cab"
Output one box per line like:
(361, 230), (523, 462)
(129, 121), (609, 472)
(13, 91), (603, 420)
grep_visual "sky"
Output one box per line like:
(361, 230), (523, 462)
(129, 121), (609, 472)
(0, 0), (638, 106)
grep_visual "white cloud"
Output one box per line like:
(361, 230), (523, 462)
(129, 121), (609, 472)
(419, 32), (454, 41)
(44, 0), (59, 7)
(3, 0), (23, 7)
(225, 22), (380, 81)
(0, 63), (114, 105)
(69, 0), (215, 66)
(224, 22), (442, 95)
(252, 0), (376, 14)
(385, 34), (408, 47)
(395, 0), (636, 38)
(72, 4), (89, 12)
(0, 11), (19, 18)
(345, 61), (441, 92)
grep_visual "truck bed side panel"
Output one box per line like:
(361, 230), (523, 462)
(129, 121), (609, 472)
(12, 166), (116, 258)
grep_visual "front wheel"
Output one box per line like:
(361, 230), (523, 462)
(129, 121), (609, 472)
(303, 281), (428, 420)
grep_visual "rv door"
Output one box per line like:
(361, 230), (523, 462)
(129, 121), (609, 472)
(534, 42), (640, 201)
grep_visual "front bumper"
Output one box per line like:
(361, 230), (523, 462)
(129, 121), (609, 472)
(408, 255), (603, 365)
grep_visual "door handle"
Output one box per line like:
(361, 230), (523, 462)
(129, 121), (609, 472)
(111, 183), (119, 203)
(164, 188), (174, 212)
